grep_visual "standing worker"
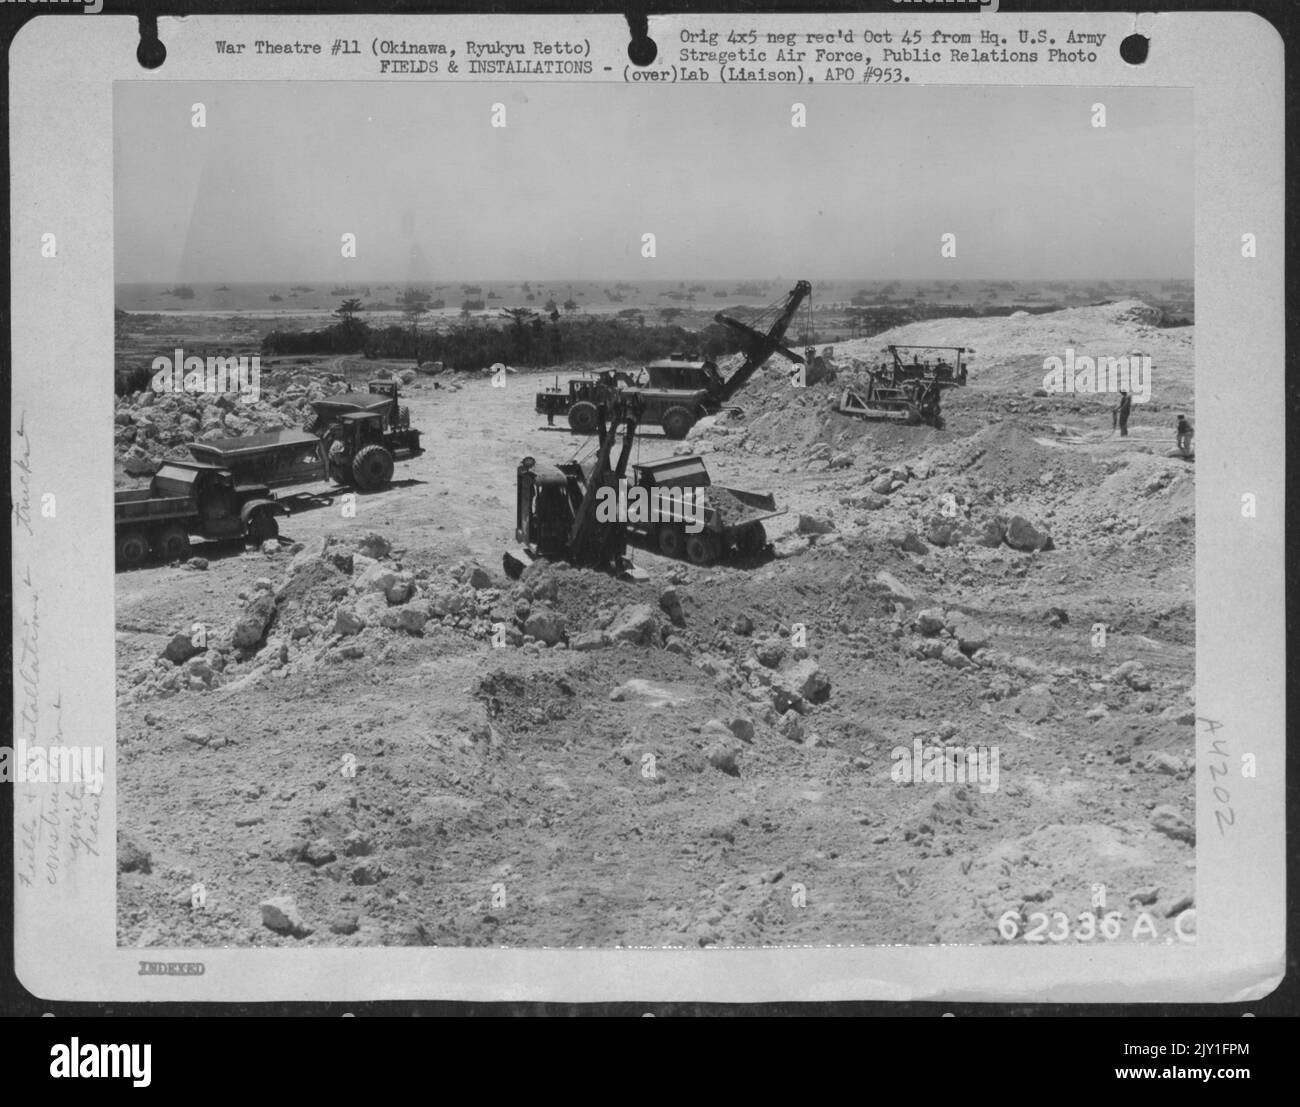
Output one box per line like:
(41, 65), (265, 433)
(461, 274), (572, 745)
(1176, 414), (1194, 457)
(1112, 390), (1132, 437)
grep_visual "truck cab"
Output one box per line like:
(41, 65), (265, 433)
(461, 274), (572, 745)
(366, 379), (410, 428)
(643, 355), (723, 394)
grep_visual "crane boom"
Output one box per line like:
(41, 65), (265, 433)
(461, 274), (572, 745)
(712, 279), (812, 402)
(567, 394), (642, 569)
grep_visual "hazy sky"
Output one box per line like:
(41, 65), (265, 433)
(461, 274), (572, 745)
(115, 82), (1192, 283)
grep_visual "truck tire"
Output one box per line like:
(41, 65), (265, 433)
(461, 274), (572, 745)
(734, 523), (767, 558)
(568, 401), (598, 435)
(684, 532), (718, 566)
(661, 405), (695, 440)
(116, 530), (150, 569)
(247, 510), (279, 543)
(153, 525), (191, 562)
(657, 525), (684, 559)
(351, 444), (394, 490)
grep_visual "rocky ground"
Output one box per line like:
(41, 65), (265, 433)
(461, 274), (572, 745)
(116, 300), (1197, 949)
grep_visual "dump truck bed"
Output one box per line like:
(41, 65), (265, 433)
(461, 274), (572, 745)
(188, 430), (325, 487)
(188, 428), (320, 461)
(115, 491), (194, 525)
(309, 396), (394, 420)
(631, 457), (780, 532)
(702, 486), (780, 530)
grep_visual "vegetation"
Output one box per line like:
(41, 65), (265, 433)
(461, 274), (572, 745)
(368, 313), (743, 370)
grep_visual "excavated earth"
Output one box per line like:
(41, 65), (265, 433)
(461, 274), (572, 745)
(116, 302), (1197, 949)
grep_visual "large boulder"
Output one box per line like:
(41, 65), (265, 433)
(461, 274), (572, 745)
(161, 632), (204, 665)
(770, 659), (830, 712)
(1015, 684), (1057, 722)
(1004, 515), (1054, 552)
(658, 588), (685, 626)
(885, 526), (929, 555)
(260, 895), (312, 938)
(384, 571), (415, 605)
(916, 608), (946, 635)
(229, 593), (275, 649)
(426, 586), (468, 618)
(755, 637), (786, 669)
(784, 658), (830, 702)
(353, 592), (389, 627)
(378, 605), (429, 635)
(122, 445), (159, 476)
(607, 603), (659, 646)
(355, 563), (400, 597)
(797, 514), (836, 535)
(954, 619), (990, 655)
(523, 608), (567, 646)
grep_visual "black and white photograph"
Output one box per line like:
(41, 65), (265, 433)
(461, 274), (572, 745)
(5, 8), (1285, 1011)
(110, 79), (1199, 950)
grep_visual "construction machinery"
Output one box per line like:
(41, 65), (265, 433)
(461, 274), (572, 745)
(837, 344), (970, 427)
(115, 461), (287, 568)
(624, 455), (781, 566)
(506, 390), (781, 578)
(504, 394), (647, 580)
(306, 380), (422, 489)
(188, 428), (327, 488)
(535, 369), (644, 433)
(191, 384), (423, 494)
(314, 410), (423, 491)
(304, 379), (412, 433)
(535, 280), (813, 438)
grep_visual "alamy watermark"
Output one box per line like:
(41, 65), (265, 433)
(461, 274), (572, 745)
(594, 479), (705, 534)
(1041, 349), (1151, 402)
(151, 349), (262, 404)
(0, 740), (105, 794)
(891, 738), (999, 794)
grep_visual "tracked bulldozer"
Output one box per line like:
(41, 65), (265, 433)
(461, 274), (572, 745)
(837, 344), (970, 428)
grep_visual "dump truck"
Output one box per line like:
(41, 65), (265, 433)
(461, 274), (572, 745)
(303, 379), (411, 433)
(837, 344), (971, 428)
(306, 380), (423, 490)
(313, 410), (423, 490)
(504, 395), (648, 581)
(191, 377), (423, 492)
(114, 461), (287, 568)
(624, 455), (780, 566)
(536, 280), (812, 438)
